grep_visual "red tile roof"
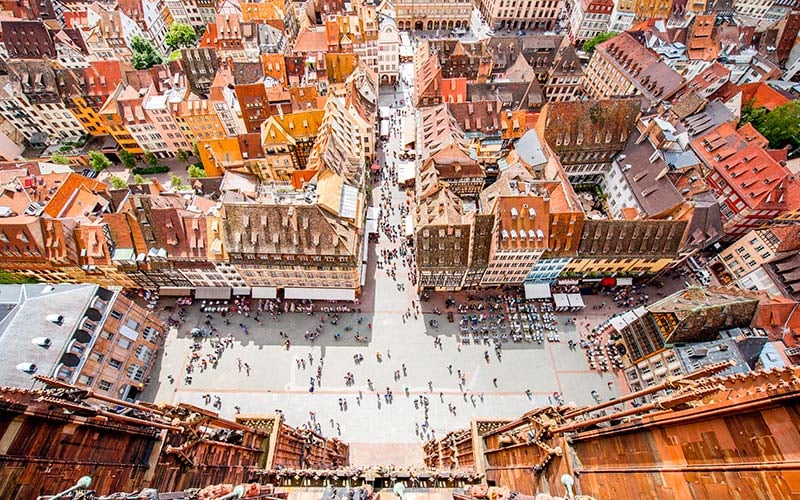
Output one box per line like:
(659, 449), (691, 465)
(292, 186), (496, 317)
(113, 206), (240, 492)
(692, 122), (800, 211)
(740, 82), (791, 111)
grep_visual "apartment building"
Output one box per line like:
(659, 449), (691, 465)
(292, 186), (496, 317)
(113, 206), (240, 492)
(0, 284), (164, 402)
(609, 0), (635, 32)
(569, 0), (613, 47)
(582, 32), (684, 107)
(476, 0), (565, 31)
(712, 226), (800, 284)
(394, 0), (472, 31)
(222, 174), (363, 300)
(0, 61), (87, 143)
(378, 19), (400, 85)
(632, 0), (672, 21)
(691, 122), (800, 240)
(535, 98), (640, 183)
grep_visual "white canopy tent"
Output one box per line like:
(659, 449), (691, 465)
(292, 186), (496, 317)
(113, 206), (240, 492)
(567, 294), (585, 309)
(524, 282), (551, 299)
(195, 287), (231, 300)
(251, 287), (277, 299)
(284, 288), (356, 301)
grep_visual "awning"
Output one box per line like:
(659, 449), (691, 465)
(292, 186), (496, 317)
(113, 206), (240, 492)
(380, 119), (389, 137)
(195, 287), (231, 300)
(398, 160), (415, 184)
(366, 218), (378, 234)
(567, 293), (585, 308)
(361, 264), (367, 286)
(251, 286), (277, 299)
(401, 119), (415, 147)
(617, 277), (633, 286)
(600, 277), (617, 287)
(557, 279), (580, 286)
(524, 282), (551, 299)
(284, 287), (356, 301)
(405, 214), (414, 238)
(233, 287), (251, 295)
(367, 206), (380, 220)
(553, 293), (569, 309)
(159, 287), (192, 296)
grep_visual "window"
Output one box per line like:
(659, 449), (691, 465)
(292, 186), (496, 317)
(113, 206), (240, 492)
(103, 331), (114, 341)
(110, 310), (123, 320)
(118, 338), (132, 350)
(125, 318), (140, 331)
(653, 360), (663, 369)
(127, 364), (145, 381)
(89, 352), (104, 362)
(109, 358), (122, 369)
(142, 326), (159, 343)
(98, 380), (113, 391)
(135, 345), (153, 363)
(77, 374), (94, 386)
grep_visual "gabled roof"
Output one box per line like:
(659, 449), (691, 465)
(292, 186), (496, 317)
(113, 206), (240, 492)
(598, 32), (685, 103)
(740, 82), (792, 111)
(539, 98), (641, 153)
(692, 122), (800, 210)
(294, 27), (328, 53)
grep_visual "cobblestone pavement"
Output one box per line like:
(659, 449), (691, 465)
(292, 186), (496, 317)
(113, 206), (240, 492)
(141, 61), (631, 466)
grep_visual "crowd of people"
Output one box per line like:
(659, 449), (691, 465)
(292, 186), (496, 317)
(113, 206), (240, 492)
(158, 62), (630, 446)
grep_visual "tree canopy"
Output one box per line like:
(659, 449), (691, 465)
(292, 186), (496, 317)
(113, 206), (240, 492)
(88, 151), (112, 172)
(131, 36), (163, 70)
(188, 164), (206, 178)
(741, 100), (800, 155)
(109, 176), (128, 189)
(165, 23), (197, 51)
(119, 149), (137, 169)
(583, 32), (618, 53)
(50, 153), (71, 165)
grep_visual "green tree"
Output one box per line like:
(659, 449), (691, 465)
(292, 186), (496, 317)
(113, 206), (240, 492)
(131, 36), (163, 70)
(144, 150), (159, 168)
(188, 164), (207, 178)
(165, 23), (197, 51)
(754, 101), (800, 153)
(119, 149), (137, 169)
(0, 270), (39, 284)
(109, 175), (128, 189)
(134, 174), (146, 184)
(170, 174), (183, 188)
(583, 31), (619, 53)
(50, 153), (71, 165)
(88, 151), (112, 172)
(176, 149), (190, 163)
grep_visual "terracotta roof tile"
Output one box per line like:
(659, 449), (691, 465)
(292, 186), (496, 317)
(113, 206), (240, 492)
(740, 82), (791, 111)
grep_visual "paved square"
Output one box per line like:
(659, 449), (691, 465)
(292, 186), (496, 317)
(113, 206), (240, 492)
(142, 62), (620, 466)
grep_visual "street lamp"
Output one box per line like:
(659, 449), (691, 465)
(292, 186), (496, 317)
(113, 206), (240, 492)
(38, 476), (92, 500)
